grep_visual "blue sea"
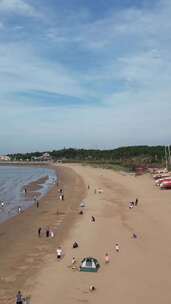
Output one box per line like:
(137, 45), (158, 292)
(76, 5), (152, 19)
(0, 165), (57, 223)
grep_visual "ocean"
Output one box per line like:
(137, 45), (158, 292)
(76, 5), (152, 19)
(0, 165), (57, 223)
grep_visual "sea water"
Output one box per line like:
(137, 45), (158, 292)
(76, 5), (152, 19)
(0, 165), (57, 223)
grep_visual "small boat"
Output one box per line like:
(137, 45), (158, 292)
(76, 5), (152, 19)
(153, 173), (170, 180)
(160, 180), (171, 189)
(155, 177), (171, 186)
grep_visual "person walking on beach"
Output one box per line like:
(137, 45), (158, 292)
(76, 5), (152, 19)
(115, 243), (120, 252)
(128, 202), (133, 209)
(16, 290), (23, 304)
(135, 198), (138, 206)
(132, 233), (137, 239)
(46, 228), (50, 238)
(36, 200), (39, 208)
(56, 246), (63, 259)
(105, 253), (110, 263)
(50, 230), (54, 238)
(72, 256), (76, 265)
(38, 227), (42, 237)
(91, 216), (95, 222)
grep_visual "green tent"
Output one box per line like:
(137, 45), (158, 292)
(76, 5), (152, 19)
(80, 257), (100, 272)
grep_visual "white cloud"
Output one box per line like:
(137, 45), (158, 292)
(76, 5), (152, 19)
(46, 0), (171, 53)
(0, 0), (171, 152)
(0, 42), (87, 102)
(0, 0), (39, 17)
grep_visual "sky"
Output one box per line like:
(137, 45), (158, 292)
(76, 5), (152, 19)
(0, 0), (171, 153)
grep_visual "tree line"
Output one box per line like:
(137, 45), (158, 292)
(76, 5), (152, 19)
(8, 145), (168, 167)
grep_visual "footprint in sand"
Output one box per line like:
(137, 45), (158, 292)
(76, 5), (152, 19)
(25, 257), (35, 263)
(1, 275), (16, 283)
(18, 265), (28, 271)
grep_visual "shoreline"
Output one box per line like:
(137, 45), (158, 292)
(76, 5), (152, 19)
(0, 161), (52, 166)
(22, 175), (49, 193)
(0, 165), (86, 303)
(0, 164), (57, 224)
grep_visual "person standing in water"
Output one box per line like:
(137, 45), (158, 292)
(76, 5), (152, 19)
(1, 201), (4, 208)
(18, 206), (22, 214)
(36, 200), (39, 208)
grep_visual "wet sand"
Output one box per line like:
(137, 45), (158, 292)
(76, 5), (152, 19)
(23, 175), (49, 192)
(0, 165), (86, 303)
(22, 175), (49, 200)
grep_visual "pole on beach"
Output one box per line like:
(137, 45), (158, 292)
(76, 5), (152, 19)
(168, 145), (171, 167)
(165, 146), (168, 171)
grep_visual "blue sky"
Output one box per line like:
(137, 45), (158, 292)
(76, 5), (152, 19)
(0, 0), (170, 153)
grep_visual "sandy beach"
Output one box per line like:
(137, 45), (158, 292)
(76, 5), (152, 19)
(0, 165), (86, 303)
(1, 164), (171, 303)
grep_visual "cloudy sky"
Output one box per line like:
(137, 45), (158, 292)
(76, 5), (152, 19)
(0, 0), (170, 153)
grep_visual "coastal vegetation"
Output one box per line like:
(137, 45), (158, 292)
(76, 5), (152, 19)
(8, 145), (169, 169)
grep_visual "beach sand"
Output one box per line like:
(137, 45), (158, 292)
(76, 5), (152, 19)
(0, 165), (86, 303)
(1, 164), (171, 303)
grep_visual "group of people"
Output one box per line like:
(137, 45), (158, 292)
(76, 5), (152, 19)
(38, 226), (54, 238)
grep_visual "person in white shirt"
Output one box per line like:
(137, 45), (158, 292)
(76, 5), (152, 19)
(50, 230), (54, 238)
(18, 206), (22, 214)
(56, 246), (63, 259)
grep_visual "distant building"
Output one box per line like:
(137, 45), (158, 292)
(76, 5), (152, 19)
(41, 153), (51, 160)
(32, 153), (51, 161)
(0, 155), (11, 161)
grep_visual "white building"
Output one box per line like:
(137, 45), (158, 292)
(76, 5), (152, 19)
(0, 155), (11, 161)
